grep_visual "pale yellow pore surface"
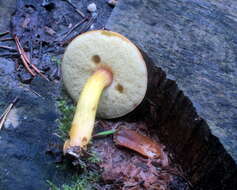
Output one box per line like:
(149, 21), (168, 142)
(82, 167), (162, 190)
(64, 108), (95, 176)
(62, 30), (147, 119)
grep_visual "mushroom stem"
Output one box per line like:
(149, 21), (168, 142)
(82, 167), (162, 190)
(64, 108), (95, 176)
(63, 67), (113, 155)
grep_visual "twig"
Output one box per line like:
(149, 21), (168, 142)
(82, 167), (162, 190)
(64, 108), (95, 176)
(13, 35), (36, 76)
(0, 53), (18, 58)
(80, 16), (96, 33)
(0, 45), (16, 51)
(0, 31), (9, 37)
(19, 83), (44, 99)
(24, 85), (44, 99)
(31, 64), (50, 81)
(21, 46), (49, 81)
(0, 38), (14, 42)
(61, 17), (88, 41)
(64, 0), (85, 18)
(13, 35), (50, 81)
(61, 16), (95, 46)
(0, 97), (19, 130)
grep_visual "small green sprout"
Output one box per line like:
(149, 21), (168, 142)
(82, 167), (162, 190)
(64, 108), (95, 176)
(93, 129), (116, 138)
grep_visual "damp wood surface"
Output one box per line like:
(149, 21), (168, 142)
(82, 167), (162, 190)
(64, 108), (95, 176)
(107, 0), (237, 189)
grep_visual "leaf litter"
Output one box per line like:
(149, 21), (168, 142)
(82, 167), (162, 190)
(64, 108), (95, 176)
(88, 121), (189, 190)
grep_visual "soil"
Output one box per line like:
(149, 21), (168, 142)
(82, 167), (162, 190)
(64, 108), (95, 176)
(10, 0), (113, 84)
(90, 121), (190, 190)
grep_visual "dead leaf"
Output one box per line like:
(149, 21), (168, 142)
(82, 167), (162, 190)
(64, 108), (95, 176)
(114, 128), (161, 158)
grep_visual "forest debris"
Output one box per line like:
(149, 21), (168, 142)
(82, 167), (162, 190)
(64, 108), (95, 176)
(0, 97), (19, 130)
(0, 53), (18, 58)
(60, 17), (88, 41)
(0, 38), (14, 42)
(14, 35), (49, 81)
(0, 31), (9, 37)
(19, 84), (44, 99)
(44, 26), (56, 36)
(87, 3), (97, 12)
(0, 45), (16, 52)
(93, 122), (178, 189)
(60, 16), (95, 46)
(14, 34), (36, 76)
(17, 71), (33, 84)
(31, 63), (50, 81)
(64, 0), (85, 18)
(114, 128), (161, 158)
(100, 146), (172, 190)
(50, 63), (61, 81)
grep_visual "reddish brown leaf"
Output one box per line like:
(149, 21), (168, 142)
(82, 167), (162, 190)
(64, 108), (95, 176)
(114, 128), (161, 158)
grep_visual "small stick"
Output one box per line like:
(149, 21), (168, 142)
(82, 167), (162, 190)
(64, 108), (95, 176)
(13, 35), (36, 76)
(27, 87), (44, 98)
(61, 17), (87, 41)
(0, 38), (14, 42)
(61, 17), (95, 46)
(0, 97), (19, 130)
(0, 31), (9, 37)
(14, 35), (49, 81)
(21, 49), (49, 81)
(0, 53), (18, 57)
(19, 84), (44, 99)
(31, 64), (50, 81)
(64, 0), (85, 18)
(0, 45), (16, 51)
(79, 16), (96, 34)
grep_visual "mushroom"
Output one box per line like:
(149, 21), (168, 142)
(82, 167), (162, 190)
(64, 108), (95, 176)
(62, 30), (148, 157)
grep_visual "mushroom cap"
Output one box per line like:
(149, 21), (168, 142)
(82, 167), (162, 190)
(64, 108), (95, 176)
(62, 30), (147, 119)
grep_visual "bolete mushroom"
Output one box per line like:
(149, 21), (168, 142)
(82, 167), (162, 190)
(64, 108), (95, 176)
(62, 30), (148, 157)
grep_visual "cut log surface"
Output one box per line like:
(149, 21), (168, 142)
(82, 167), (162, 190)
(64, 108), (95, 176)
(106, 0), (237, 189)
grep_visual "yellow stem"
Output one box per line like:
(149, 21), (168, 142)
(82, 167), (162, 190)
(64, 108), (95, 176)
(64, 68), (112, 154)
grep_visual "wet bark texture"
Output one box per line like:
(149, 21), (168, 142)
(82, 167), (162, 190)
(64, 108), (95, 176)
(107, 0), (237, 189)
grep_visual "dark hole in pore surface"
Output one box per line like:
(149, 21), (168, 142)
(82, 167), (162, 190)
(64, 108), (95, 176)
(92, 55), (101, 64)
(116, 83), (124, 93)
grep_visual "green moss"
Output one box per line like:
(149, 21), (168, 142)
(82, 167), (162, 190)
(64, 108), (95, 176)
(87, 151), (101, 164)
(57, 98), (75, 140)
(47, 171), (100, 190)
(51, 56), (62, 65)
